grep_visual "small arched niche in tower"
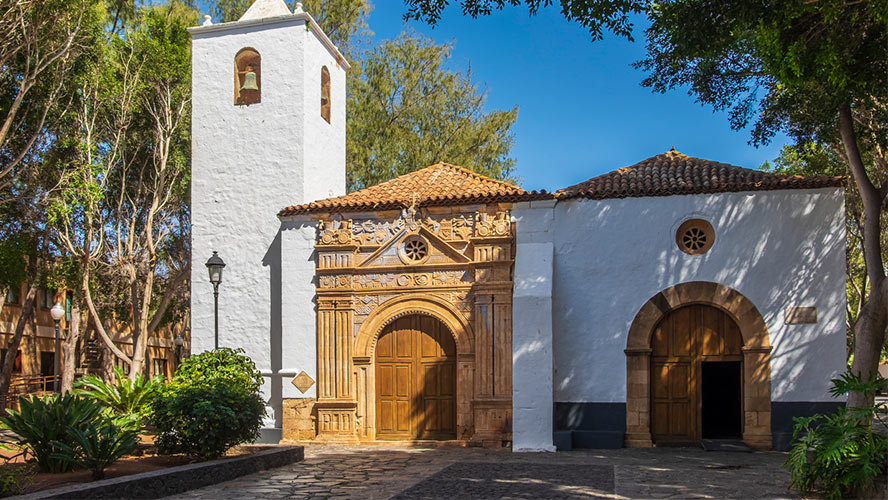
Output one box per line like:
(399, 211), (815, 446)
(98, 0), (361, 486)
(321, 66), (331, 123)
(234, 48), (261, 106)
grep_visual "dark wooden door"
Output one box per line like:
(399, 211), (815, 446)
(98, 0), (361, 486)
(376, 315), (456, 440)
(651, 305), (743, 444)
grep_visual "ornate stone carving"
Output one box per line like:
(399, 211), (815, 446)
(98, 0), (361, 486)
(474, 211), (510, 238)
(350, 271), (469, 290)
(318, 219), (353, 245)
(319, 274), (352, 288)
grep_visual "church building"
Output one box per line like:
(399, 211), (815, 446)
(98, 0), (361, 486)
(189, 0), (847, 452)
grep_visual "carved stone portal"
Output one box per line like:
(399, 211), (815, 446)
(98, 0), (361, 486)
(303, 204), (514, 445)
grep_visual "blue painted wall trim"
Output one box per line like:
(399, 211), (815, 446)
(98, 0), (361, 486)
(553, 402), (626, 450)
(771, 401), (844, 451)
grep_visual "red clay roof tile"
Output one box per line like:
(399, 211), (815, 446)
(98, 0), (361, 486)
(555, 150), (843, 200)
(279, 162), (549, 216)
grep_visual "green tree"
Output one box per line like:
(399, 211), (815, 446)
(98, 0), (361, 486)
(47, 2), (194, 380)
(761, 141), (885, 361)
(401, 0), (645, 40)
(0, 0), (104, 201)
(347, 32), (517, 191)
(636, 1), (888, 408)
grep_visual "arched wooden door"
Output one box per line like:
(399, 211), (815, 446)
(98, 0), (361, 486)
(376, 315), (456, 440)
(651, 304), (743, 444)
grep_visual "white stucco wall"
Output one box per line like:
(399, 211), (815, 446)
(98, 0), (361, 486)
(190, 14), (345, 429)
(544, 187), (846, 404)
(512, 200), (557, 452)
(279, 217), (319, 400)
(302, 28), (346, 202)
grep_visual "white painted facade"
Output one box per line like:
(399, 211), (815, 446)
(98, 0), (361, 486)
(189, 5), (346, 433)
(511, 187), (847, 450)
(189, 0), (846, 450)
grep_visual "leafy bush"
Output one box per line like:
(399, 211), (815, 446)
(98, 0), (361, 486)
(73, 366), (161, 420)
(52, 419), (139, 480)
(0, 394), (101, 472)
(785, 372), (888, 499)
(173, 348), (263, 392)
(152, 382), (264, 460)
(150, 348), (265, 460)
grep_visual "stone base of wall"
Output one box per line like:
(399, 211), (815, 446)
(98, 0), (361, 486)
(282, 398), (318, 442)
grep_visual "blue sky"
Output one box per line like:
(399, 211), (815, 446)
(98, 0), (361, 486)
(363, 2), (790, 192)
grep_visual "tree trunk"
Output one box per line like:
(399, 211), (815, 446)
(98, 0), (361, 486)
(61, 303), (81, 392)
(0, 287), (36, 409)
(839, 103), (888, 409)
(848, 280), (888, 408)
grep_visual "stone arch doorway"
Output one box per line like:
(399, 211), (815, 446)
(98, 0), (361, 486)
(625, 282), (772, 449)
(375, 314), (456, 440)
(352, 296), (475, 442)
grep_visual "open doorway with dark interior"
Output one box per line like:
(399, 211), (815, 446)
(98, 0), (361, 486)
(701, 361), (742, 439)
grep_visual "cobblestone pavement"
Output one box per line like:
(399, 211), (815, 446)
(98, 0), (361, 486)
(166, 444), (797, 499)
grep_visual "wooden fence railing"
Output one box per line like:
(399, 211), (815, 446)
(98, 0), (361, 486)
(0, 375), (60, 412)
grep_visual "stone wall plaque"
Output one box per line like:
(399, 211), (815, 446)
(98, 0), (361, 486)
(291, 371), (315, 393)
(785, 306), (817, 324)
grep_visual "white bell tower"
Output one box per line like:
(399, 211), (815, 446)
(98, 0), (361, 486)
(188, 0), (347, 441)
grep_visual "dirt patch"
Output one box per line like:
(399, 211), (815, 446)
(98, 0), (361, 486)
(2, 447), (258, 495)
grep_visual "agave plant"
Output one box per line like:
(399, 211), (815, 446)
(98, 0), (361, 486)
(73, 366), (161, 419)
(0, 394), (101, 472)
(52, 420), (139, 480)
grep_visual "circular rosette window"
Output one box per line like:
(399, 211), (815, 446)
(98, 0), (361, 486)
(676, 219), (715, 255)
(398, 235), (430, 265)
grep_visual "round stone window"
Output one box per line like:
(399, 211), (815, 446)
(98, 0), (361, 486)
(676, 219), (715, 255)
(399, 235), (429, 264)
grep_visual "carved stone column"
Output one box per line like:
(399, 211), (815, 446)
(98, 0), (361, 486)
(315, 298), (358, 442)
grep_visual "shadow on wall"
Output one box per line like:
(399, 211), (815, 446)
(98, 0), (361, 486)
(263, 220), (319, 433)
(545, 189), (846, 404)
(263, 230), (282, 429)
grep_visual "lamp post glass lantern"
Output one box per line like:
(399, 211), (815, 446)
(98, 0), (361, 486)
(205, 251), (225, 349)
(174, 333), (184, 368)
(50, 302), (64, 392)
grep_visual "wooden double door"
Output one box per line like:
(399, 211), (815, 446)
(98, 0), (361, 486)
(375, 315), (456, 440)
(651, 304), (744, 444)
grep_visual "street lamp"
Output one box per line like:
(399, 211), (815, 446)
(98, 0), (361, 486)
(50, 302), (64, 392)
(205, 251), (225, 349)
(174, 333), (184, 367)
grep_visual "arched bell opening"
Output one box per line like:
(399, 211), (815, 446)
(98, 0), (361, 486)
(234, 48), (261, 106)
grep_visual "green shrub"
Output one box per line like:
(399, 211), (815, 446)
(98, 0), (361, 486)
(52, 419), (139, 480)
(0, 394), (102, 473)
(785, 372), (888, 499)
(73, 366), (161, 420)
(151, 382), (264, 460)
(150, 348), (265, 460)
(173, 348), (263, 392)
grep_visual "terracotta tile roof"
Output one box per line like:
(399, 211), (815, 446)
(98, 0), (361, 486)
(556, 150), (844, 201)
(279, 163), (550, 216)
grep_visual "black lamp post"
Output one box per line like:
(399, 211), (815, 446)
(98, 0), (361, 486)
(50, 302), (64, 392)
(205, 251), (225, 350)
(174, 333), (184, 368)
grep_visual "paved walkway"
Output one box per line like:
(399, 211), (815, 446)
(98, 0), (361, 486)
(167, 444), (797, 499)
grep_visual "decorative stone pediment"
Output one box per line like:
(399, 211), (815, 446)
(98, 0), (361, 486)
(358, 225), (472, 268)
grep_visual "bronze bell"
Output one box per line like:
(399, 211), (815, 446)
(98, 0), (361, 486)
(241, 68), (259, 91)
